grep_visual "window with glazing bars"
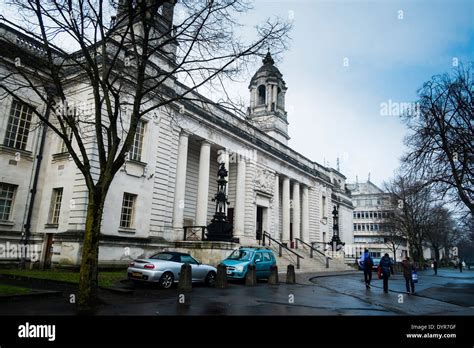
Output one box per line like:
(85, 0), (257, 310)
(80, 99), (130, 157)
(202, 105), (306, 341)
(4, 100), (34, 151)
(129, 121), (145, 162)
(59, 127), (73, 153)
(50, 188), (63, 224)
(0, 183), (17, 221)
(120, 192), (136, 228)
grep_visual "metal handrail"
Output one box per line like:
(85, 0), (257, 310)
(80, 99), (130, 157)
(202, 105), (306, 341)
(295, 238), (331, 268)
(262, 231), (304, 269)
(183, 226), (207, 241)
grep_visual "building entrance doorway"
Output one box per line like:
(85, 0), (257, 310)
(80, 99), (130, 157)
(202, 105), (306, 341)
(256, 206), (268, 243)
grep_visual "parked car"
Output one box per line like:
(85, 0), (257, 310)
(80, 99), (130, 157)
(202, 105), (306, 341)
(127, 251), (217, 288)
(372, 257), (381, 270)
(220, 247), (276, 280)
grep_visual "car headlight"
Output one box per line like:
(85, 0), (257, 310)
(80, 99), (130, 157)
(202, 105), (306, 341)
(235, 266), (244, 272)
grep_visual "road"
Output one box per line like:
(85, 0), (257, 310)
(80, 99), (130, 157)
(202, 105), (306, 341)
(0, 268), (473, 316)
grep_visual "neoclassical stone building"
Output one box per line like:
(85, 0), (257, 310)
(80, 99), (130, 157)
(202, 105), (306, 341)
(0, 7), (353, 267)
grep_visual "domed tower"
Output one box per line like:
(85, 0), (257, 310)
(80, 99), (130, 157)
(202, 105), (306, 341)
(248, 52), (289, 144)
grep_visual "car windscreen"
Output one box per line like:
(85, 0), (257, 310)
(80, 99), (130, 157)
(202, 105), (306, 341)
(227, 249), (253, 261)
(150, 253), (175, 261)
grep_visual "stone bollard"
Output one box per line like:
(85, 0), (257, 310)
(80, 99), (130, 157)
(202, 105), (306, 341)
(245, 264), (257, 286)
(268, 265), (279, 285)
(286, 264), (296, 284)
(216, 264), (228, 289)
(178, 263), (192, 292)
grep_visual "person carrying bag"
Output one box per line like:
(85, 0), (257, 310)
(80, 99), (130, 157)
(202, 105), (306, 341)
(402, 256), (416, 294)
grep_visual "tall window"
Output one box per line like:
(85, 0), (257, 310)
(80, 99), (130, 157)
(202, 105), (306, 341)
(322, 195), (327, 218)
(4, 100), (34, 151)
(129, 121), (145, 162)
(59, 127), (73, 153)
(0, 183), (17, 221)
(257, 85), (266, 105)
(49, 188), (63, 224)
(120, 192), (137, 228)
(277, 87), (282, 107)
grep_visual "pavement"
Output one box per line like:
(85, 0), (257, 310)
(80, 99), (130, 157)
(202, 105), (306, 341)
(0, 268), (473, 316)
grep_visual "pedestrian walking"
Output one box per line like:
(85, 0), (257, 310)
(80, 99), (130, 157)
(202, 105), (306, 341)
(459, 260), (463, 273)
(358, 249), (373, 289)
(433, 259), (438, 275)
(402, 256), (416, 294)
(378, 253), (394, 293)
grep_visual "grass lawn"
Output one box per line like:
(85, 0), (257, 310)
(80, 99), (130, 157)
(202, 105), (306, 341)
(0, 269), (127, 288)
(0, 284), (32, 295)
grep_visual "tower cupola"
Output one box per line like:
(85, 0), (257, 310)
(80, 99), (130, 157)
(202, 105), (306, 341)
(248, 51), (289, 144)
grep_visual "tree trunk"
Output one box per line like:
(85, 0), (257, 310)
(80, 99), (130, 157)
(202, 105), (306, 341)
(78, 187), (107, 313)
(416, 244), (424, 265)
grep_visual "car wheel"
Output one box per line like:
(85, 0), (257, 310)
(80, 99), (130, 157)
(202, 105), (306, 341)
(205, 271), (216, 287)
(159, 272), (174, 289)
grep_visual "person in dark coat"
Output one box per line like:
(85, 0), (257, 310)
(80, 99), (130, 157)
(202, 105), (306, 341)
(402, 256), (415, 294)
(433, 259), (438, 275)
(378, 253), (394, 293)
(358, 249), (373, 289)
(459, 260), (463, 273)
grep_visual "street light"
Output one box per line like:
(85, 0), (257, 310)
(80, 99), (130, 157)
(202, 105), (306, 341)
(329, 204), (345, 251)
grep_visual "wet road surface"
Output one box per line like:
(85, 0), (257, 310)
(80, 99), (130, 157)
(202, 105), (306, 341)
(0, 268), (473, 316)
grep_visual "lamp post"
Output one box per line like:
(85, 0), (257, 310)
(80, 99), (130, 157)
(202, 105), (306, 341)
(329, 204), (345, 251)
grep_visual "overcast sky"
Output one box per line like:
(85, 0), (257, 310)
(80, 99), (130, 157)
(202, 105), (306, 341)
(1, 0), (472, 187)
(232, 0), (474, 187)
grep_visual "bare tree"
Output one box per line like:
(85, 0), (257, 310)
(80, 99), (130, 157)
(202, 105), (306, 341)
(424, 205), (459, 262)
(402, 64), (474, 215)
(0, 0), (291, 311)
(382, 219), (404, 263)
(457, 215), (474, 264)
(384, 175), (436, 264)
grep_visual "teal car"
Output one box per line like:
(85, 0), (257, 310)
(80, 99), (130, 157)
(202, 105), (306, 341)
(220, 247), (276, 279)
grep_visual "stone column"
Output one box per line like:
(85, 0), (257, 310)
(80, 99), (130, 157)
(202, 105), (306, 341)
(195, 140), (211, 226)
(273, 174), (280, 239)
(292, 182), (301, 241)
(234, 158), (246, 238)
(267, 84), (272, 111)
(302, 185), (309, 243)
(250, 88), (255, 109)
(172, 131), (189, 229)
(282, 176), (290, 244)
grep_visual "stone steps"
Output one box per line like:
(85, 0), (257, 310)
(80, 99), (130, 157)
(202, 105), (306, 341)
(268, 243), (353, 273)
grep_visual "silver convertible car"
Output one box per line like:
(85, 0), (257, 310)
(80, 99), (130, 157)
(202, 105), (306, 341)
(127, 251), (217, 288)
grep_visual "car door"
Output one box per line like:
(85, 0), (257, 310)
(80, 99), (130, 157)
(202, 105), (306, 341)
(261, 252), (272, 278)
(254, 252), (265, 278)
(180, 254), (205, 281)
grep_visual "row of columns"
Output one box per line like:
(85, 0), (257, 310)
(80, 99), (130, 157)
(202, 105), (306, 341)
(172, 131), (246, 240)
(172, 130), (311, 244)
(278, 176), (310, 244)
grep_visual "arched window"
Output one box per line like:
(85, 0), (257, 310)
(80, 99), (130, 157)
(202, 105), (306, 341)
(257, 85), (266, 105)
